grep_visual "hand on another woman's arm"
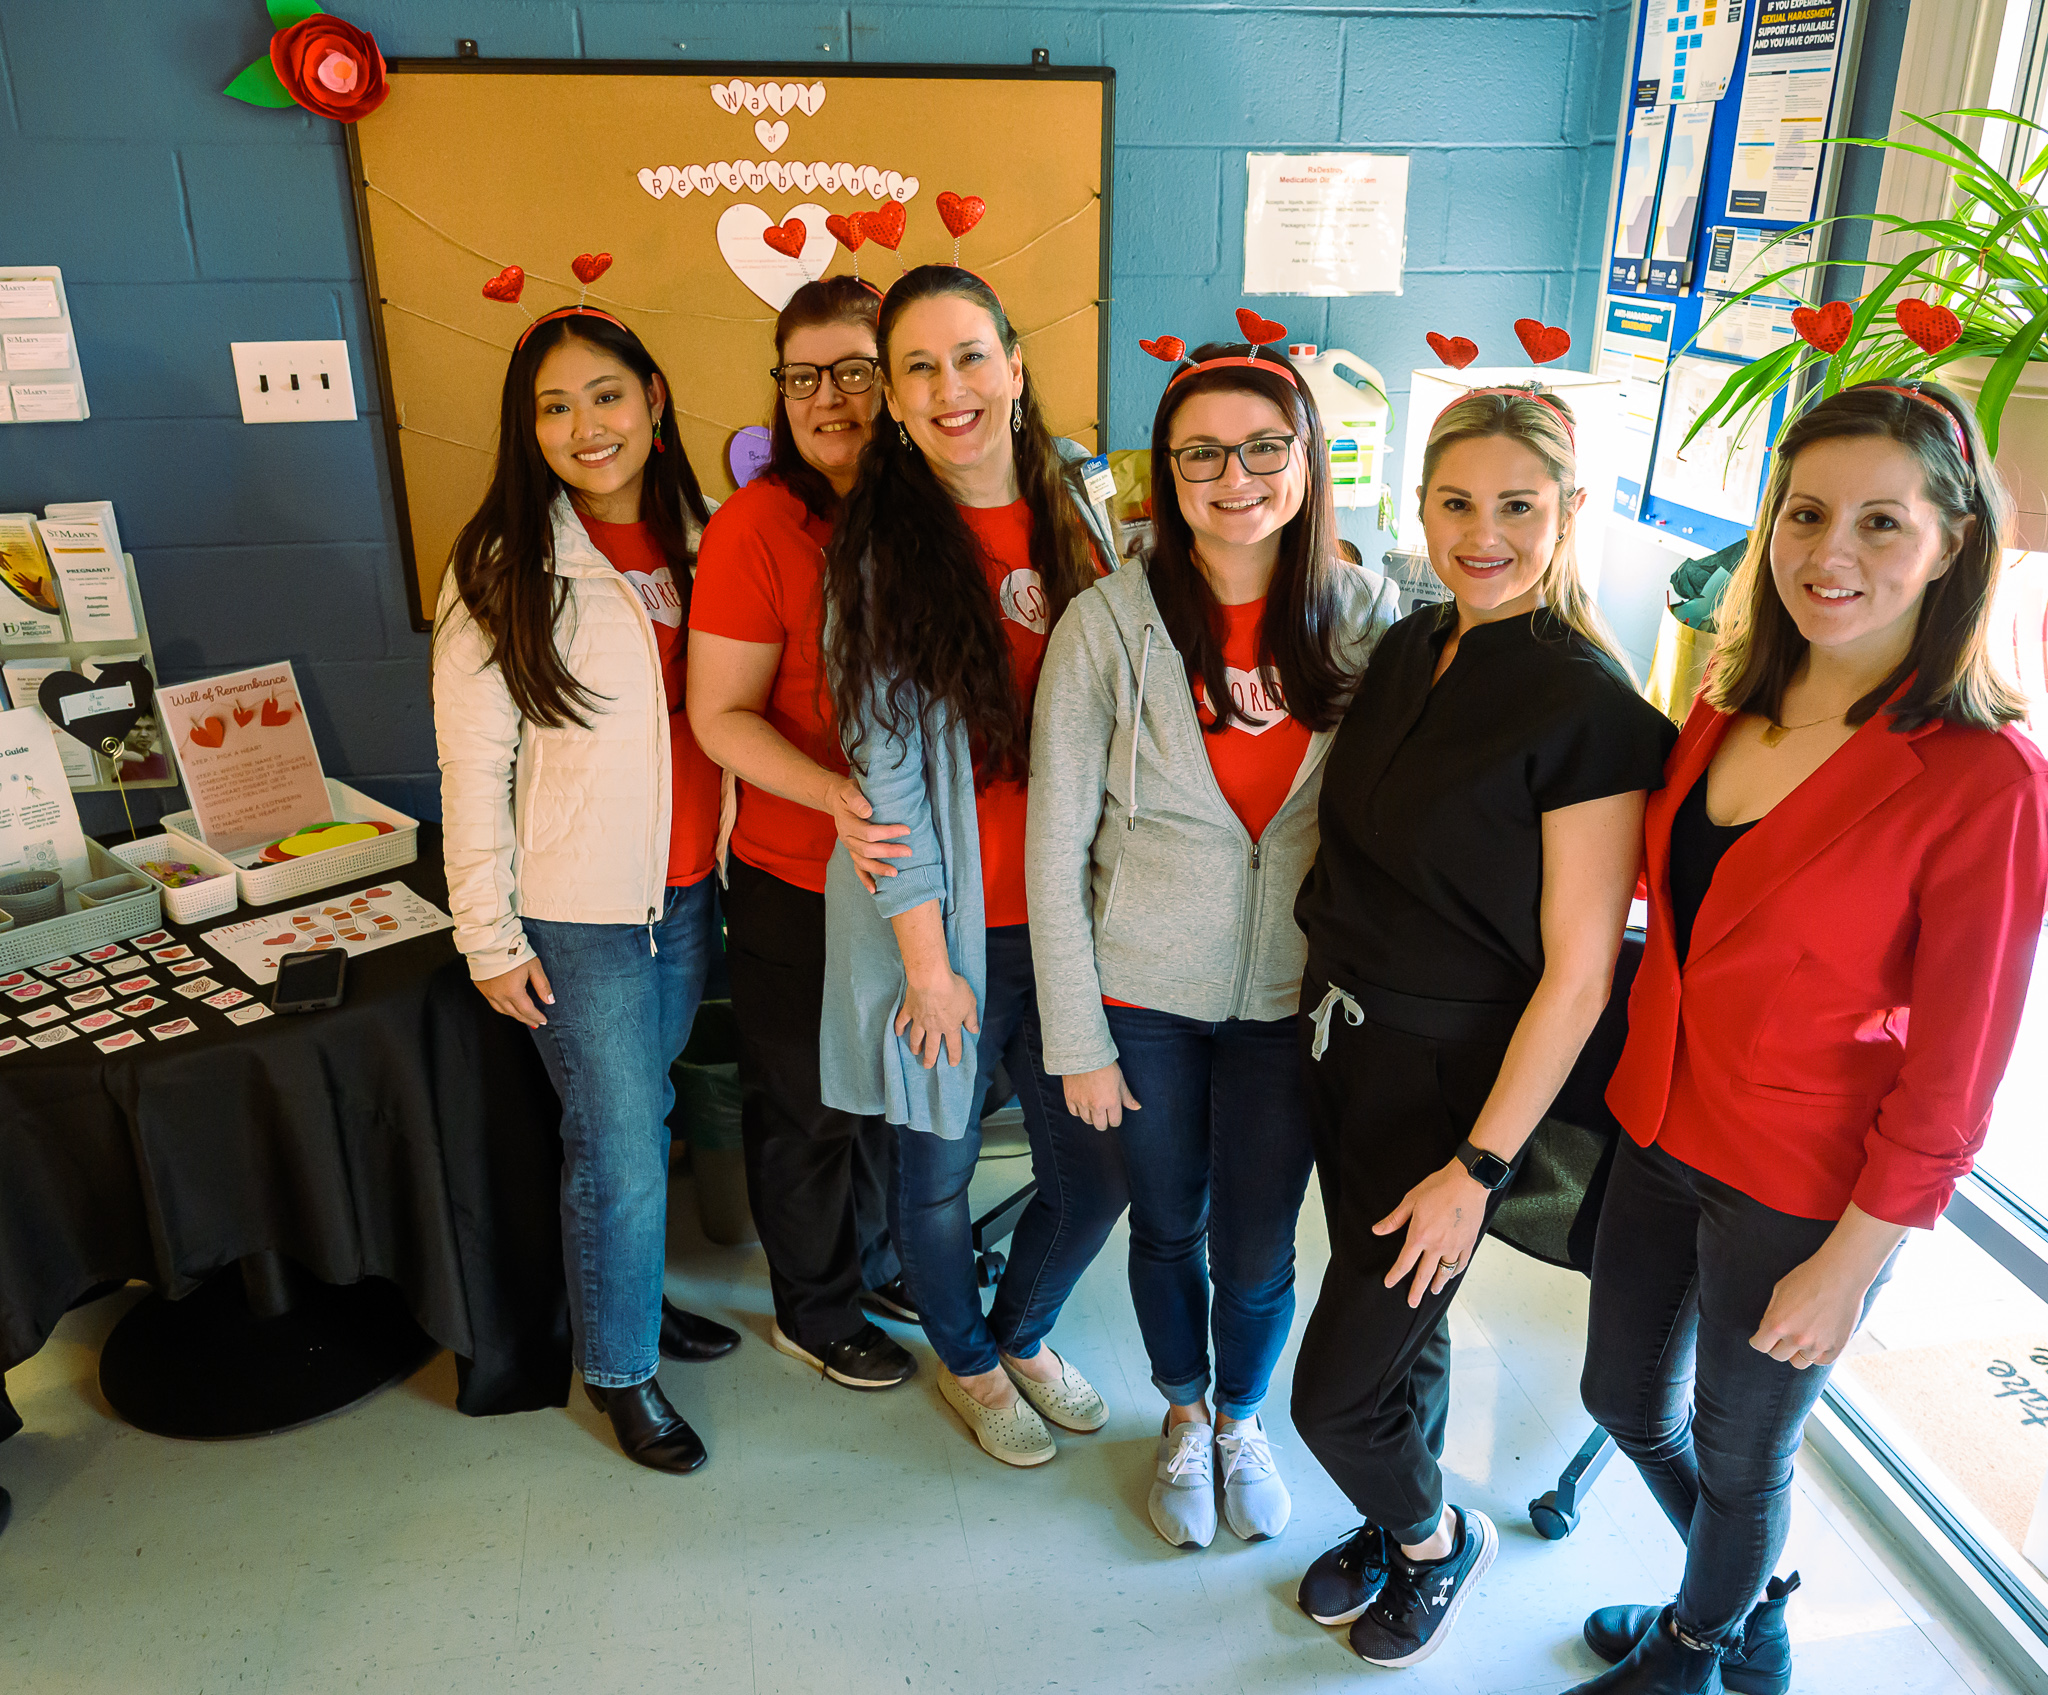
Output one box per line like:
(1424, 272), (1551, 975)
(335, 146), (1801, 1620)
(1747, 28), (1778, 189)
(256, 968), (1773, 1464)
(1752, 1204), (1907, 1369)
(888, 901), (979, 1068)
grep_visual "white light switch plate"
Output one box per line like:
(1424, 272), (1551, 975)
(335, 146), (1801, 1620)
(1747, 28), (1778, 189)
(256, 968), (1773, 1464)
(230, 340), (357, 423)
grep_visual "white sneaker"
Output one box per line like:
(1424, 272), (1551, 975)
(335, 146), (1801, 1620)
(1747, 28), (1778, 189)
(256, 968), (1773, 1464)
(939, 1369), (1056, 1468)
(1149, 1418), (1217, 1548)
(1002, 1347), (1108, 1432)
(1216, 1414), (1291, 1540)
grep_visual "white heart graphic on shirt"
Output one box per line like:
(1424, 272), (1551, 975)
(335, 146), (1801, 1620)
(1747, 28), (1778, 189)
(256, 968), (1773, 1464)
(998, 567), (1048, 635)
(1211, 665), (1287, 735)
(620, 566), (684, 629)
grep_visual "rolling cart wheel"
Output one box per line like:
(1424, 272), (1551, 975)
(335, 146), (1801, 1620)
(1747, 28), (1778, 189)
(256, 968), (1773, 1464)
(975, 1249), (1007, 1289)
(1529, 1491), (1578, 1541)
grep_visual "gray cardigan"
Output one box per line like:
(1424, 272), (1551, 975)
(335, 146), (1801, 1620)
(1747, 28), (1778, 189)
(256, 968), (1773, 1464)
(819, 443), (1121, 1139)
(1024, 556), (1399, 1076)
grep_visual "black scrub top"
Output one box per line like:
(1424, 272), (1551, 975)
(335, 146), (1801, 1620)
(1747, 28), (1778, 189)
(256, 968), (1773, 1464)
(1296, 604), (1677, 1009)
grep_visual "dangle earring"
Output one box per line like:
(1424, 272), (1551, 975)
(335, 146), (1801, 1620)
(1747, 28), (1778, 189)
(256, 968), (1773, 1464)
(897, 420), (912, 448)
(652, 411), (666, 453)
(1011, 396), (1023, 433)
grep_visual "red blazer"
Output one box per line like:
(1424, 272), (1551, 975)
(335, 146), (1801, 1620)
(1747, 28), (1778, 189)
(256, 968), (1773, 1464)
(1607, 697), (2048, 1229)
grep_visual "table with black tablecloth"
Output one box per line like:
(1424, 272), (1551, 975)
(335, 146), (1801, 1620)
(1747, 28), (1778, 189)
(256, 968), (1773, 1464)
(0, 825), (570, 1442)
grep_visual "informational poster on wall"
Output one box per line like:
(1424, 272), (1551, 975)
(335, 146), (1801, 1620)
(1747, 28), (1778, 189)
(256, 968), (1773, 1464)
(1242, 154), (1409, 296)
(0, 267), (89, 424)
(1597, 298), (1677, 518)
(1697, 224), (1809, 358)
(1610, 104), (1672, 290)
(1647, 103), (1718, 291)
(1649, 353), (1770, 525)
(1725, 0), (1844, 219)
(1643, 0), (1746, 104)
(155, 662), (329, 855)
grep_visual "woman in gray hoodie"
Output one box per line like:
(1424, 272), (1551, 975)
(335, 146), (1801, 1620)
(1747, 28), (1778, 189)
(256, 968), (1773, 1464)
(1026, 339), (1398, 1548)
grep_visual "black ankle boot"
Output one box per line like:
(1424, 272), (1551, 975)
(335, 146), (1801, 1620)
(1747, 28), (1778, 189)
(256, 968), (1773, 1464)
(659, 1299), (741, 1362)
(1564, 1607), (1722, 1693)
(1584, 1574), (1796, 1694)
(584, 1377), (708, 1474)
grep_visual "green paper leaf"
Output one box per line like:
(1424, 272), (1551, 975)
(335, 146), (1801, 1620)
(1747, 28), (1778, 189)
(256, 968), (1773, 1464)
(223, 55), (298, 107)
(267, 0), (324, 27)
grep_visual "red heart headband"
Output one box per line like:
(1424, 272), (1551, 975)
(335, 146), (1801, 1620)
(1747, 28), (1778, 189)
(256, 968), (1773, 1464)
(1140, 309), (1303, 389)
(1438, 384), (1577, 446)
(1858, 381), (1972, 469)
(515, 304), (629, 351)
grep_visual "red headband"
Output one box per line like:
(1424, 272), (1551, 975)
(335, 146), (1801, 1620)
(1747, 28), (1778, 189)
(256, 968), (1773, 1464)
(1437, 384), (1576, 445)
(1862, 383), (1972, 467)
(515, 305), (629, 351)
(1170, 350), (1302, 390)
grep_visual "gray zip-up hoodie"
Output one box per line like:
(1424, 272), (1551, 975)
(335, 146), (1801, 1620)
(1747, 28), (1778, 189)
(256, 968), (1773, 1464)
(1025, 556), (1400, 1075)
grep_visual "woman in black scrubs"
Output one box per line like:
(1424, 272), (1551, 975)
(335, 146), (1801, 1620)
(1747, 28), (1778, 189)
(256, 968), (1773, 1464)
(1289, 388), (1676, 1669)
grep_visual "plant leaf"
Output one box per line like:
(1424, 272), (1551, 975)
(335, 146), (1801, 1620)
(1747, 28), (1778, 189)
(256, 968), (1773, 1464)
(222, 55), (297, 107)
(267, 0), (323, 27)
(1974, 302), (2048, 457)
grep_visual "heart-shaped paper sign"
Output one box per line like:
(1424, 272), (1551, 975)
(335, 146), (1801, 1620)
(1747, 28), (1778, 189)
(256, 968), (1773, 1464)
(716, 202), (835, 308)
(937, 192), (985, 238)
(1895, 298), (1961, 355)
(762, 218), (809, 260)
(729, 424), (775, 488)
(37, 662), (154, 755)
(1426, 332), (1479, 370)
(481, 266), (525, 304)
(756, 118), (789, 153)
(572, 252), (613, 284)
(863, 199), (907, 251)
(1139, 336), (1186, 363)
(1513, 318), (1571, 364)
(826, 212), (867, 252)
(1790, 300), (1854, 355)
(1235, 308), (1286, 346)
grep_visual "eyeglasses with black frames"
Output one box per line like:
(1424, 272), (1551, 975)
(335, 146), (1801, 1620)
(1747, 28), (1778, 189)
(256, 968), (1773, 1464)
(770, 357), (880, 400)
(1168, 436), (1298, 482)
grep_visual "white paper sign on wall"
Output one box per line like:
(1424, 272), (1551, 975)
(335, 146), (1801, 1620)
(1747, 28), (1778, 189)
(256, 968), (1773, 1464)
(1242, 154), (1410, 298)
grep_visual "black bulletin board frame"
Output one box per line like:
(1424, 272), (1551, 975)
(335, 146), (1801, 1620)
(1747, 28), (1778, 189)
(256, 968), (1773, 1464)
(345, 59), (1116, 632)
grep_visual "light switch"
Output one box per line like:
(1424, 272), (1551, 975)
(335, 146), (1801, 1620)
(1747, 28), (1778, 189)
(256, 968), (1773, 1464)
(230, 340), (358, 424)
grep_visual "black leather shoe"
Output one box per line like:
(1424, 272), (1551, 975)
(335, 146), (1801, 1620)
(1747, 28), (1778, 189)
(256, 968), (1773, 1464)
(583, 1377), (708, 1474)
(659, 1299), (741, 1362)
(1566, 1606), (1723, 1694)
(1585, 1574), (1796, 1695)
(771, 1319), (916, 1389)
(860, 1277), (920, 1324)
(0, 1486), (11, 1540)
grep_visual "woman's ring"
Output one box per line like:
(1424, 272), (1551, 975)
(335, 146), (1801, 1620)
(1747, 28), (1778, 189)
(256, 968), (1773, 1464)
(1438, 1255), (1463, 1273)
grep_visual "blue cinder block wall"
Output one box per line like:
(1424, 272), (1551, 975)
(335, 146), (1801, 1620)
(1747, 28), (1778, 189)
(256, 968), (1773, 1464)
(0, 1), (1894, 832)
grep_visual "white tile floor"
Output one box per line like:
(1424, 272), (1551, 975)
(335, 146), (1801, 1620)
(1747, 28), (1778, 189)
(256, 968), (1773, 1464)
(0, 1150), (2026, 1695)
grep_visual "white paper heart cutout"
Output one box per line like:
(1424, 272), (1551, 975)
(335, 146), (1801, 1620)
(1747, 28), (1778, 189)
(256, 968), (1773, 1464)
(717, 161), (744, 192)
(686, 165), (717, 195)
(779, 82), (806, 117)
(712, 82), (741, 115)
(894, 175), (920, 203)
(860, 165), (886, 199)
(636, 166), (666, 200)
(744, 84), (767, 115)
(765, 161), (790, 192)
(834, 162), (859, 195)
(756, 118), (789, 153)
(814, 162), (841, 192)
(741, 161), (768, 191)
(804, 81), (827, 116)
(762, 83), (790, 116)
(884, 171), (903, 201)
(789, 161), (817, 192)
(668, 167), (693, 200)
(716, 201), (835, 309)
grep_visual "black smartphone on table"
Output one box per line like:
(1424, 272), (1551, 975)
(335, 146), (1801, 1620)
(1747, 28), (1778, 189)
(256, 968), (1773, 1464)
(272, 948), (348, 1013)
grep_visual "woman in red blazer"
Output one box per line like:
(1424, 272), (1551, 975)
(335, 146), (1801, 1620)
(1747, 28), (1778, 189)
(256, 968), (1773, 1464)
(1567, 380), (2048, 1695)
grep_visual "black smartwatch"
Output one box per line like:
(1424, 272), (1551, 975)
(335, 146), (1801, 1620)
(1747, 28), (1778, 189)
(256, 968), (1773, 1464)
(1453, 1140), (1514, 1192)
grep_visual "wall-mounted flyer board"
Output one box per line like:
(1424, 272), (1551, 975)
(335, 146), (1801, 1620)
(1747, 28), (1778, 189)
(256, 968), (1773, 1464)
(347, 61), (1115, 630)
(1591, 0), (1867, 553)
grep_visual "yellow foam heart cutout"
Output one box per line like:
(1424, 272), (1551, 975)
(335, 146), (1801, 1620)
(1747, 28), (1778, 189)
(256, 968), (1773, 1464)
(272, 822), (385, 858)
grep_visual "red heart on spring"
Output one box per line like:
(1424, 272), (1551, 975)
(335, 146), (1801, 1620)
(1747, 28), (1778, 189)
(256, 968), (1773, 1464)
(762, 218), (809, 260)
(481, 265), (525, 304)
(863, 200), (906, 251)
(936, 192), (985, 239)
(1426, 333), (1479, 370)
(1513, 318), (1571, 364)
(1791, 300), (1854, 355)
(825, 212), (867, 252)
(1138, 336), (1186, 363)
(1235, 308), (1286, 345)
(1894, 297), (1961, 355)
(571, 252), (612, 285)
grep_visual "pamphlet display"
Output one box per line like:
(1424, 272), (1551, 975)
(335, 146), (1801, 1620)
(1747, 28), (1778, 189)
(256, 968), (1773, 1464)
(0, 266), (89, 424)
(1646, 103), (1716, 291)
(202, 881), (453, 986)
(0, 515), (64, 645)
(154, 662), (330, 857)
(1596, 298), (1678, 519)
(35, 503), (136, 641)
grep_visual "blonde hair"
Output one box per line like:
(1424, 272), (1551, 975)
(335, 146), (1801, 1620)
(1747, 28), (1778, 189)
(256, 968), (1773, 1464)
(1418, 389), (1635, 681)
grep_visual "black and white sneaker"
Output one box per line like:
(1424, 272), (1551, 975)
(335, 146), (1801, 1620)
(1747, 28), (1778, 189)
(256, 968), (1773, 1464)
(770, 1320), (917, 1390)
(1348, 1506), (1497, 1667)
(1297, 1523), (1391, 1626)
(860, 1277), (921, 1324)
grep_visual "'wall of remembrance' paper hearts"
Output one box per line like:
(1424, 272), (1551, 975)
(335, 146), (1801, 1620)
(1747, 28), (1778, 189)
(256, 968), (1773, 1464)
(636, 162), (919, 202)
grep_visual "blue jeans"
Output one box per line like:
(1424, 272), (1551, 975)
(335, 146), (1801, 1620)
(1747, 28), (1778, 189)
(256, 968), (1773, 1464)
(1103, 1005), (1314, 1419)
(891, 925), (1128, 1378)
(523, 878), (717, 1388)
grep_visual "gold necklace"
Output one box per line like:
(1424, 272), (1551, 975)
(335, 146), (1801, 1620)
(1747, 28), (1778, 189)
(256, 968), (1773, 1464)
(1759, 710), (1844, 748)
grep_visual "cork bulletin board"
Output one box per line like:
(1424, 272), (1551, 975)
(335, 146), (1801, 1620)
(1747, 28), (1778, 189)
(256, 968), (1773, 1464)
(345, 62), (1115, 629)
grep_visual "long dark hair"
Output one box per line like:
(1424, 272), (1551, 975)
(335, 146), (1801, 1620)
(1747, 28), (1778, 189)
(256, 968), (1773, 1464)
(768, 276), (882, 523)
(1707, 378), (2022, 733)
(826, 265), (1096, 783)
(1147, 344), (1351, 732)
(443, 312), (710, 729)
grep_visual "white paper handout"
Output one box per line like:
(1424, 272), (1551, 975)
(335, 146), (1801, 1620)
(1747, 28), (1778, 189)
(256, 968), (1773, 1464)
(0, 708), (91, 887)
(34, 511), (135, 641)
(1610, 105), (1672, 290)
(203, 882), (453, 986)
(1726, 0), (1844, 220)
(0, 268), (88, 423)
(1597, 298), (1676, 519)
(155, 662), (330, 855)
(1647, 103), (1717, 291)
(1650, 353), (1771, 526)
(1645, 0), (1746, 104)
(1243, 154), (1408, 296)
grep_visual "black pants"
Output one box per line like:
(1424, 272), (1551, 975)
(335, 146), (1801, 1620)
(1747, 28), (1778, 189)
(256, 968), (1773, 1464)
(1290, 971), (1515, 1546)
(1582, 1135), (1892, 1642)
(724, 855), (900, 1352)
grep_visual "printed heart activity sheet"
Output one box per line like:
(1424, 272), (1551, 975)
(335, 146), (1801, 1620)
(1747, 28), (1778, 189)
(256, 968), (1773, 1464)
(201, 882), (453, 986)
(154, 661), (329, 854)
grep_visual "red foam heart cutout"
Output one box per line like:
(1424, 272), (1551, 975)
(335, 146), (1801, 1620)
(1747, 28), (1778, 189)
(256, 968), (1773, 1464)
(187, 715), (226, 749)
(936, 192), (985, 239)
(762, 218), (809, 260)
(1235, 308), (1286, 345)
(571, 251), (613, 285)
(265, 934), (296, 947)
(481, 265), (525, 304)
(825, 212), (867, 252)
(366, 887), (391, 898)
(863, 200), (906, 251)
(1513, 318), (1571, 364)
(1894, 297), (1961, 355)
(1790, 301), (1854, 355)
(1426, 333), (1479, 370)
(1138, 335), (1187, 363)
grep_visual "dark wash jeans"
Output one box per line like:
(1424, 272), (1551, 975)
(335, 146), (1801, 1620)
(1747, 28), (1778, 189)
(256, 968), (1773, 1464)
(1583, 1134), (1895, 1642)
(523, 877), (717, 1389)
(1101, 1004), (1315, 1418)
(891, 924), (1128, 1379)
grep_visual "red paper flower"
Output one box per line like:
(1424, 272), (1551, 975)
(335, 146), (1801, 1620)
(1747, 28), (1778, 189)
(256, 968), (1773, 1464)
(269, 13), (388, 122)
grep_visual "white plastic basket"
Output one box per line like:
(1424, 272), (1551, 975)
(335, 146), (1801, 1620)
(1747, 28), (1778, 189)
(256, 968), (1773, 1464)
(0, 840), (164, 972)
(109, 833), (239, 925)
(161, 780), (419, 907)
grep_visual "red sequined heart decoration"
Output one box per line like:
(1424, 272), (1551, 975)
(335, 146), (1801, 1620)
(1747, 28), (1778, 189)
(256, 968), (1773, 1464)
(1791, 301), (1854, 355)
(1426, 333), (1479, 370)
(1139, 336), (1187, 363)
(571, 252), (612, 285)
(826, 213), (867, 252)
(1894, 298), (1961, 355)
(936, 192), (985, 238)
(762, 218), (809, 260)
(1235, 308), (1286, 345)
(1513, 318), (1570, 364)
(481, 265), (525, 304)
(864, 200), (907, 251)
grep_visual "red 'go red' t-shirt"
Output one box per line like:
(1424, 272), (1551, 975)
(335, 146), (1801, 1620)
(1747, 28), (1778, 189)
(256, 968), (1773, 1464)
(1197, 596), (1314, 842)
(687, 476), (847, 893)
(580, 514), (721, 887)
(962, 499), (1048, 929)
